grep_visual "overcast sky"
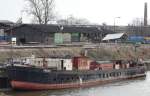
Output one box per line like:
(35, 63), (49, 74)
(0, 0), (149, 25)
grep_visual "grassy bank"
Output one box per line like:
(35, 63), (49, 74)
(0, 44), (150, 63)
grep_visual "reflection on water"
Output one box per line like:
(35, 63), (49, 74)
(2, 72), (150, 96)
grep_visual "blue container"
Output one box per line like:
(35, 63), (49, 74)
(128, 36), (144, 43)
(0, 36), (11, 41)
(0, 36), (5, 40)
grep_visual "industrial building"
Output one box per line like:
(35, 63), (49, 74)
(5, 24), (112, 45)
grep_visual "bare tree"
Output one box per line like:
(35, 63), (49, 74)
(57, 15), (90, 25)
(127, 18), (144, 36)
(131, 18), (144, 26)
(25, 0), (55, 24)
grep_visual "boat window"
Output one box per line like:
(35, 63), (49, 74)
(111, 73), (113, 77)
(72, 77), (74, 80)
(116, 73), (118, 76)
(113, 73), (115, 77)
(86, 75), (88, 78)
(67, 78), (70, 80)
(99, 74), (101, 78)
(61, 78), (64, 81)
(124, 72), (126, 75)
(53, 78), (56, 81)
(117, 73), (120, 76)
(103, 74), (105, 78)
(107, 74), (109, 78)
(126, 72), (128, 75)
(110, 73), (112, 77)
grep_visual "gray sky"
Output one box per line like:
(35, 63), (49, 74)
(0, 0), (149, 25)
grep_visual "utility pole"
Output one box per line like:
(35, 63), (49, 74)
(114, 17), (120, 33)
(144, 2), (148, 37)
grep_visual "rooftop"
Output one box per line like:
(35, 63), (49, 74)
(102, 33), (125, 41)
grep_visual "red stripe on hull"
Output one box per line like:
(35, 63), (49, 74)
(11, 74), (146, 90)
(11, 81), (81, 90)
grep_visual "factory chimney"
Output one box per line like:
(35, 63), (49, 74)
(144, 2), (148, 26)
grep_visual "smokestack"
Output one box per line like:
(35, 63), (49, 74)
(144, 2), (148, 26)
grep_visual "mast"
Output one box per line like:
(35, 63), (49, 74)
(10, 25), (13, 66)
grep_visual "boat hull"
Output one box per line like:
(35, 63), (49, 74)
(11, 74), (146, 91)
(6, 66), (146, 90)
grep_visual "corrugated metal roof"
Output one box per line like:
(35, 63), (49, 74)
(0, 20), (14, 24)
(6, 24), (102, 33)
(102, 33), (124, 40)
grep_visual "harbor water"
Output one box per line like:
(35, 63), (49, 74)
(2, 71), (150, 96)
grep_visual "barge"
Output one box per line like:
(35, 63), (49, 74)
(6, 56), (146, 90)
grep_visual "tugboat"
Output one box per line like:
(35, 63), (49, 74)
(6, 55), (146, 90)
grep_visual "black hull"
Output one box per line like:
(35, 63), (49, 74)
(0, 67), (11, 89)
(6, 66), (146, 90)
